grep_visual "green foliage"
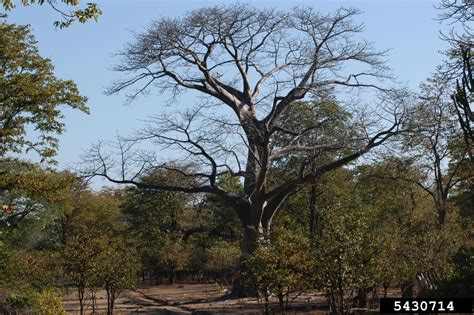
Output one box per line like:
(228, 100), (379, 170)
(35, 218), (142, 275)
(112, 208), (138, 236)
(122, 181), (190, 279)
(426, 247), (474, 298)
(205, 240), (240, 281)
(0, 0), (101, 28)
(0, 162), (77, 245)
(95, 245), (139, 292)
(204, 194), (242, 242)
(63, 232), (139, 314)
(36, 289), (67, 315)
(269, 100), (353, 185)
(122, 170), (243, 282)
(123, 186), (189, 237)
(242, 228), (312, 311)
(0, 235), (16, 286)
(308, 170), (378, 312)
(13, 251), (58, 289)
(273, 163), (464, 311)
(94, 242), (139, 315)
(61, 189), (123, 238)
(0, 22), (88, 161)
(63, 234), (104, 289)
(356, 159), (463, 287)
(0, 240), (58, 290)
(4, 291), (36, 309)
(3, 289), (65, 314)
(155, 234), (188, 279)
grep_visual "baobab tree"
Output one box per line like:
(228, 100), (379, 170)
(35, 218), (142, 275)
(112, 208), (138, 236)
(85, 4), (409, 294)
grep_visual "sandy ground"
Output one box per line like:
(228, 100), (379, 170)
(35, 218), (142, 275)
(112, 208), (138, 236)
(62, 283), (330, 314)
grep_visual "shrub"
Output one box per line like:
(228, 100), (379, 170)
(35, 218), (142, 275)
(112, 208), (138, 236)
(424, 247), (474, 298)
(4, 291), (36, 309)
(36, 290), (67, 315)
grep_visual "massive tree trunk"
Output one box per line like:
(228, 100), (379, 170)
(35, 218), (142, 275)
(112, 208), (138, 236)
(241, 223), (262, 256)
(231, 203), (271, 297)
(239, 117), (274, 255)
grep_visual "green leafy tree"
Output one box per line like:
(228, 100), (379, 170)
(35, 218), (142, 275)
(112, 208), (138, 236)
(0, 0), (101, 28)
(403, 78), (471, 226)
(61, 189), (122, 237)
(63, 234), (104, 315)
(436, 2), (474, 299)
(155, 234), (188, 284)
(59, 187), (126, 314)
(94, 243), (139, 315)
(356, 159), (463, 297)
(121, 171), (193, 282)
(308, 170), (379, 314)
(242, 228), (312, 314)
(427, 247), (474, 297)
(0, 21), (88, 161)
(0, 163), (77, 243)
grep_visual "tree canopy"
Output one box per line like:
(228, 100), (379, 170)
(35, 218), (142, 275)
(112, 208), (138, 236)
(0, 21), (88, 161)
(0, 0), (101, 28)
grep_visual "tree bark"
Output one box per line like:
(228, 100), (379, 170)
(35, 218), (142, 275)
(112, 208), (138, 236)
(231, 220), (263, 297)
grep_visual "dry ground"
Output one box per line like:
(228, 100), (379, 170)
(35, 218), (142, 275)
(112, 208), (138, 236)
(62, 283), (330, 314)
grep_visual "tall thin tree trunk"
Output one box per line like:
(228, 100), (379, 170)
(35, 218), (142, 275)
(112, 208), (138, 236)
(263, 290), (271, 315)
(91, 289), (97, 314)
(78, 286), (85, 315)
(383, 282), (389, 298)
(309, 179), (318, 239)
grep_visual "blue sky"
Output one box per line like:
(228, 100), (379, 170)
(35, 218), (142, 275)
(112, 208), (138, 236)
(5, 0), (450, 173)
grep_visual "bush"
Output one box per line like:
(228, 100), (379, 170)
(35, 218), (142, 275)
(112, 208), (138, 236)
(36, 290), (66, 315)
(4, 291), (36, 309)
(425, 247), (474, 298)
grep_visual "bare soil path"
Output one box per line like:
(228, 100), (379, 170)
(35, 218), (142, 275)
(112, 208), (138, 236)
(62, 283), (329, 314)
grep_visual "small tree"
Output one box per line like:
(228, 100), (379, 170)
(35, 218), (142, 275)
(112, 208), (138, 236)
(63, 234), (104, 315)
(242, 228), (312, 314)
(311, 189), (378, 314)
(94, 243), (139, 315)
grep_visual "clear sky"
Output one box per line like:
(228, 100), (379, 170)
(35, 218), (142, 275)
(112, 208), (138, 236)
(5, 0), (450, 174)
